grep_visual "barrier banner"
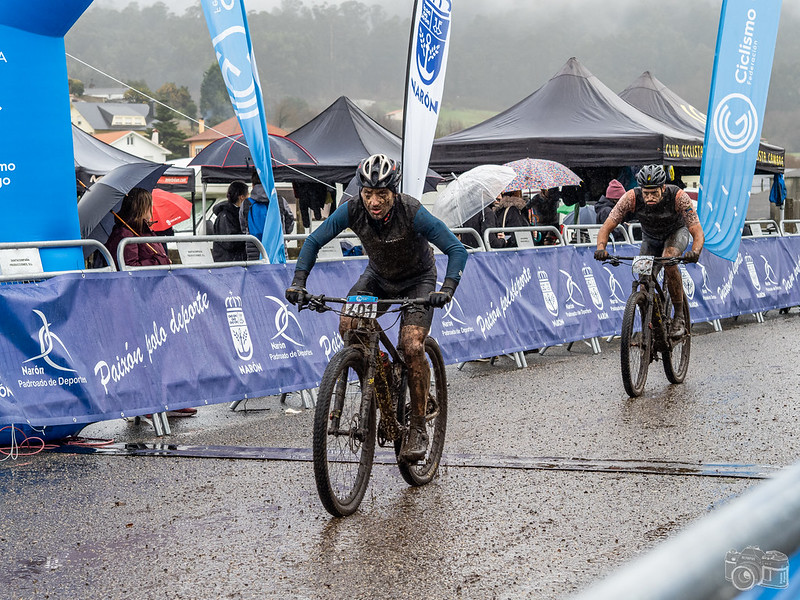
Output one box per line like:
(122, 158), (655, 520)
(0, 1), (93, 272)
(2, 237), (800, 438)
(201, 0), (285, 264)
(698, 0), (783, 261)
(401, 0), (452, 200)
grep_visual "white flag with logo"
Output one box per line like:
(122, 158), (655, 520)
(401, 0), (452, 200)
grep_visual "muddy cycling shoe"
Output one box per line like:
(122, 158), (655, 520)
(669, 314), (686, 339)
(400, 417), (429, 463)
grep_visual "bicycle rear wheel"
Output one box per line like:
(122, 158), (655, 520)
(312, 347), (376, 517)
(620, 291), (652, 397)
(395, 337), (448, 486)
(662, 295), (691, 383)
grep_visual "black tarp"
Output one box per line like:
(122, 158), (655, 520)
(619, 71), (784, 174)
(429, 58), (705, 174)
(277, 96), (440, 188)
(72, 125), (195, 193)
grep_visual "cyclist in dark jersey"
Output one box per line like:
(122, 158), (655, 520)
(594, 165), (704, 338)
(285, 154), (468, 462)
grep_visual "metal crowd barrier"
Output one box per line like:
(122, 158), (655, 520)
(478, 226), (564, 368)
(563, 223), (631, 247)
(483, 225), (564, 251)
(0, 239), (115, 283)
(284, 231), (363, 263)
(572, 459), (800, 600)
(117, 234), (268, 272)
(117, 234), (271, 431)
(743, 219), (781, 238)
(781, 219), (800, 237)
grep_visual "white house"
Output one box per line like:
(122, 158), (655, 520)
(93, 130), (169, 163)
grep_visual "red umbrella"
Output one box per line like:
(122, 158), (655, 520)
(151, 188), (192, 231)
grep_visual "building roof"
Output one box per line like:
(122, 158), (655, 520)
(72, 101), (153, 131)
(184, 116), (287, 142)
(94, 131), (129, 144)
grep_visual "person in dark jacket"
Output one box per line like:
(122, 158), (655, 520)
(595, 179), (626, 225)
(494, 191), (530, 247)
(105, 187), (170, 269)
(212, 180), (248, 262)
(461, 205), (505, 249)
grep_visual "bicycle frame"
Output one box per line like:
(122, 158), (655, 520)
(304, 296), (426, 444)
(631, 266), (670, 354)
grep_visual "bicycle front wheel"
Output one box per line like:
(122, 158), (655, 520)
(620, 291), (652, 397)
(313, 347), (376, 517)
(395, 337), (448, 486)
(662, 296), (691, 383)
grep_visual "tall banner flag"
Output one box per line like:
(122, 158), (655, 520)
(201, 0), (285, 263)
(0, 0), (93, 272)
(401, 0), (452, 200)
(698, 0), (782, 261)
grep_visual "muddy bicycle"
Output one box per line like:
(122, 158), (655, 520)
(300, 294), (447, 517)
(603, 255), (692, 397)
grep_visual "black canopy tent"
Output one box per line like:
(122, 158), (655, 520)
(619, 71), (784, 174)
(72, 125), (195, 193)
(429, 58), (705, 175)
(278, 96), (441, 189)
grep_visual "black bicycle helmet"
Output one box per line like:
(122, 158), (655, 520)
(357, 154), (401, 191)
(636, 165), (667, 188)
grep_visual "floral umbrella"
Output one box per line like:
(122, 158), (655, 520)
(503, 158), (582, 192)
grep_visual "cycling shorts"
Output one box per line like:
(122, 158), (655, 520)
(640, 227), (691, 257)
(348, 267), (436, 330)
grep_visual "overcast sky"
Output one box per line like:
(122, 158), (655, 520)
(103, 0), (800, 16)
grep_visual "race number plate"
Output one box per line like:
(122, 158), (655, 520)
(632, 255), (654, 276)
(344, 295), (378, 318)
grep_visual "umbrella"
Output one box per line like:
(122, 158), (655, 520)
(188, 133), (317, 169)
(77, 162), (170, 247)
(431, 164), (517, 228)
(150, 189), (192, 231)
(503, 158), (582, 192)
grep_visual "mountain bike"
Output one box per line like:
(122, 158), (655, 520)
(603, 255), (692, 397)
(301, 294), (447, 517)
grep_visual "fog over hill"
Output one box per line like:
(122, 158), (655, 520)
(66, 0), (800, 152)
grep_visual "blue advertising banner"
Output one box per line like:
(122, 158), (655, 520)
(0, 1), (93, 272)
(201, 0), (285, 264)
(698, 0), (783, 261)
(3, 237), (800, 443)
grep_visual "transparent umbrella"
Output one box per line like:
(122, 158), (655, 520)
(431, 164), (517, 228)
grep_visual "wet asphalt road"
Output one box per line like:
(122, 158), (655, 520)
(2, 309), (799, 600)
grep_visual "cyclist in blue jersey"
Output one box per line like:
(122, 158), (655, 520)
(286, 154), (468, 462)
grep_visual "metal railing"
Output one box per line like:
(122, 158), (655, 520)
(284, 231), (364, 263)
(743, 219), (782, 238)
(781, 219), (800, 237)
(483, 225), (564, 251)
(563, 223), (631, 247)
(0, 239), (116, 283)
(117, 234), (267, 272)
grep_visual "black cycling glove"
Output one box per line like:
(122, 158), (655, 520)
(428, 278), (457, 308)
(594, 248), (609, 261)
(285, 270), (309, 306)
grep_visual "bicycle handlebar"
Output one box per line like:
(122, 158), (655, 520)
(299, 294), (430, 313)
(603, 255), (689, 267)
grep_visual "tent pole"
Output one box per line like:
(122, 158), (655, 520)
(201, 183), (207, 235)
(191, 191), (197, 235)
